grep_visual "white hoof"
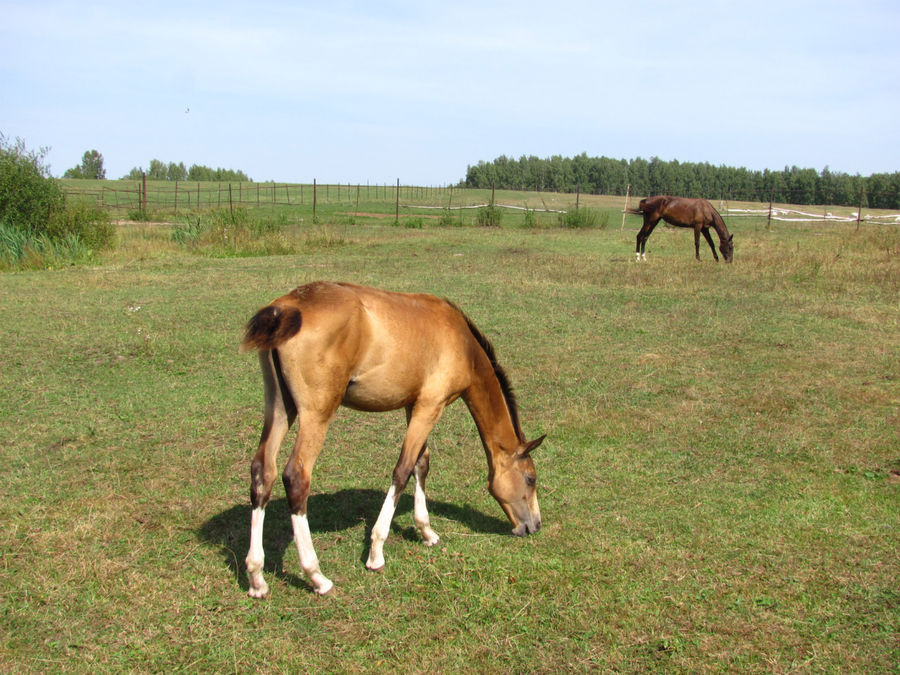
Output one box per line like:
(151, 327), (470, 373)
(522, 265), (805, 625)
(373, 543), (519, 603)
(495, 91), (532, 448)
(247, 581), (269, 599)
(366, 556), (385, 572)
(421, 528), (440, 547)
(311, 574), (334, 596)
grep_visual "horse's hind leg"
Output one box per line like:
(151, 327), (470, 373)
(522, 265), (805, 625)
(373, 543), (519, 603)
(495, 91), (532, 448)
(246, 351), (296, 599)
(701, 227), (719, 261)
(636, 217), (659, 261)
(283, 408), (336, 595)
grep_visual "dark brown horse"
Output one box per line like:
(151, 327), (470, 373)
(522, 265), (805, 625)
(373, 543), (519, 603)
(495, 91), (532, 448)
(632, 195), (733, 262)
(241, 281), (544, 596)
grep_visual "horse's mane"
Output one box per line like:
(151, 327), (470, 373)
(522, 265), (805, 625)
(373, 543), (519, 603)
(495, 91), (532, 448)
(446, 301), (524, 441)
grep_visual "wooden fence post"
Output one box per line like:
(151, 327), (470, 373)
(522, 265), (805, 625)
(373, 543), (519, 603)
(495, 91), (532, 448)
(142, 172), (147, 215)
(621, 184), (631, 230)
(313, 179), (318, 223)
(857, 189), (864, 231)
(395, 178), (400, 222)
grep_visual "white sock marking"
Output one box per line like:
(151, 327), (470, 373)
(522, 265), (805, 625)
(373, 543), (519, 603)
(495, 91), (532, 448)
(414, 477), (439, 546)
(246, 507), (269, 598)
(367, 485), (396, 570)
(291, 513), (333, 595)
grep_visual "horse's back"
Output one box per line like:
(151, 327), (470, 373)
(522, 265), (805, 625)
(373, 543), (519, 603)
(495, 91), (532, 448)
(274, 282), (475, 412)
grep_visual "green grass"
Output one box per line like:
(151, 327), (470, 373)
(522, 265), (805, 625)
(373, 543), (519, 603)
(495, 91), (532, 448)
(0, 205), (897, 672)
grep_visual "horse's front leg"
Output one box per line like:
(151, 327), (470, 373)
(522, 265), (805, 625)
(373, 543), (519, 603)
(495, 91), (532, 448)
(701, 227), (719, 261)
(367, 403), (444, 571)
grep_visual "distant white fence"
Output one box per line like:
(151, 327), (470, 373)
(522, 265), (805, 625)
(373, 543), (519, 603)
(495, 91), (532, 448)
(725, 207), (900, 224)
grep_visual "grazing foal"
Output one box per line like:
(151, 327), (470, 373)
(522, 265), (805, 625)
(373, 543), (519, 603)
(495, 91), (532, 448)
(241, 281), (544, 596)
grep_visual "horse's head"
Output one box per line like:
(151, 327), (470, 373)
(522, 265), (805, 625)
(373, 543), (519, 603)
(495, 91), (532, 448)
(489, 435), (544, 536)
(720, 234), (734, 262)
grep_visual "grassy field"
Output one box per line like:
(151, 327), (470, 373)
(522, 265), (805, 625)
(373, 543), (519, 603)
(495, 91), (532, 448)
(0, 199), (897, 672)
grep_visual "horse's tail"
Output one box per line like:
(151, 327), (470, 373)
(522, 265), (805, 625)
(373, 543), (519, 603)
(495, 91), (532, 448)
(241, 303), (303, 352)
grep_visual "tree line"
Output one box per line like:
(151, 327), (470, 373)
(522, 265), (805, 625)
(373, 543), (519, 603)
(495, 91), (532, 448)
(464, 154), (900, 209)
(122, 159), (250, 183)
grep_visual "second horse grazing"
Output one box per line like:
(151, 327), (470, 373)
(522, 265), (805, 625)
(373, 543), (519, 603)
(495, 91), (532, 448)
(633, 195), (734, 262)
(241, 281), (545, 596)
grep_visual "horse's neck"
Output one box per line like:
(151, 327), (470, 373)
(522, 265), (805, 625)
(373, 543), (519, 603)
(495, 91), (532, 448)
(463, 356), (521, 462)
(712, 215), (730, 241)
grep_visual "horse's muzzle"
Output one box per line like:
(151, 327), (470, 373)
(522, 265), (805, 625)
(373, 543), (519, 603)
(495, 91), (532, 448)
(512, 519), (542, 537)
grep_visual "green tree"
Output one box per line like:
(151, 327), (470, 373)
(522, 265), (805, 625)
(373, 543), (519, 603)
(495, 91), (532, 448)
(147, 159), (167, 180)
(167, 162), (188, 181)
(63, 149), (106, 179)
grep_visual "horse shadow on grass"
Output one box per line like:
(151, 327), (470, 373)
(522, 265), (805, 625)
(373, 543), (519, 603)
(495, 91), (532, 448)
(198, 489), (508, 593)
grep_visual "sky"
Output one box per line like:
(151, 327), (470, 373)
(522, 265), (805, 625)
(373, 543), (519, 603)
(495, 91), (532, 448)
(2, 0), (898, 185)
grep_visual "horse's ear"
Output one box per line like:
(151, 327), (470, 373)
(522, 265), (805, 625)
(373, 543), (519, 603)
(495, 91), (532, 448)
(518, 435), (546, 458)
(728, 234), (734, 243)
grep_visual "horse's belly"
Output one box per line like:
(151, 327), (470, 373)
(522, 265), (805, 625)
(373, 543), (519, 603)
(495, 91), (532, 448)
(340, 377), (413, 412)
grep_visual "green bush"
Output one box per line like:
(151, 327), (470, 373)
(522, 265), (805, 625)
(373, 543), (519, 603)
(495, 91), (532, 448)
(476, 204), (503, 227)
(0, 134), (114, 268)
(558, 207), (607, 229)
(522, 208), (537, 228)
(0, 134), (65, 237)
(46, 201), (115, 250)
(438, 209), (458, 227)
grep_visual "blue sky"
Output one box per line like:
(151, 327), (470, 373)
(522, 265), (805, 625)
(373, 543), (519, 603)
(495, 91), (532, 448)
(2, 1), (898, 184)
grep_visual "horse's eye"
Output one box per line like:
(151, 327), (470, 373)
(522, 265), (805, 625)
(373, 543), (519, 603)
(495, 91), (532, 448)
(525, 474), (537, 487)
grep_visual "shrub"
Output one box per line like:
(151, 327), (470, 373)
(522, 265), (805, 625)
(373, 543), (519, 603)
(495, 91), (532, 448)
(522, 208), (537, 228)
(438, 209), (458, 227)
(476, 204), (503, 227)
(0, 134), (114, 268)
(559, 207), (607, 229)
(46, 201), (115, 251)
(0, 134), (65, 237)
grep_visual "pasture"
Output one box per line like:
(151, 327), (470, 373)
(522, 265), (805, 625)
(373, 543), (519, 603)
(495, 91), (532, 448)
(0, 197), (897, 672)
